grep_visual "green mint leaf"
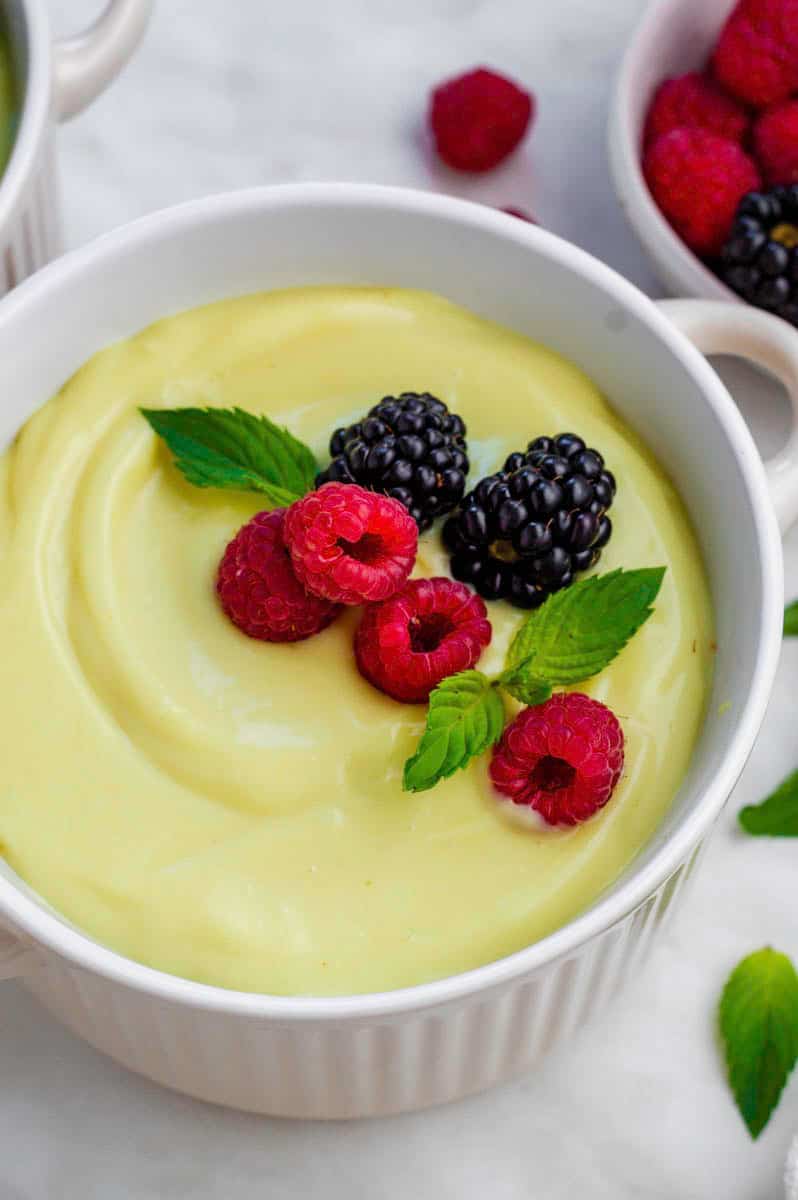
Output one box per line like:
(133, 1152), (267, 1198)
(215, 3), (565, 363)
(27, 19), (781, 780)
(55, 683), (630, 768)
(785, 600), (798, 636)
(739, 769), (798, 836)
(402, 671), (505, 793)
(719, 947), (798, 1139)
(500, 567), (666, 705)
(141, 407), (318, 505)
(498, 671), (553, 708)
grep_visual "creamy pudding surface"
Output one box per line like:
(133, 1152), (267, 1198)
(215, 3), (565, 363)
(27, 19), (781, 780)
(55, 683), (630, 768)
(0, 32), (15, 180)
(0, 287), (713, 995)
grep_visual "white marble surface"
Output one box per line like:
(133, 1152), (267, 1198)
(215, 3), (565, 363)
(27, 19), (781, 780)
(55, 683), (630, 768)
(2, 0), (797, 1196)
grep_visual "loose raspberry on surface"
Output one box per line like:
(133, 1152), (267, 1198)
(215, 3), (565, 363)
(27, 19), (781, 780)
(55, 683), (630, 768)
(713, 0), (798, 108)
(354, 577), (492, 703)
(283, 482), (418, 606)
(489, 693), (624, 826)
(643, 128), (762, 256)
(217, 509), (341, 642)
(643, 73), (749, 147)
(753, 101), (798, 184)
(501, 206), (537, 222)
(428, 67), (534, 172)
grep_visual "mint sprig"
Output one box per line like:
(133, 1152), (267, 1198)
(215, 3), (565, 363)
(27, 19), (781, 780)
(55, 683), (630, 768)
(500, 567), (666, 706)
(141, 407), (318, 506)
(786, 600), (798, 637)
(402, 566), (665, 792)
(718, 595), (798, 1140)
(739, 769), (798, 837)
(719, 947), (798, 1138)
(403, 671), (505, 793)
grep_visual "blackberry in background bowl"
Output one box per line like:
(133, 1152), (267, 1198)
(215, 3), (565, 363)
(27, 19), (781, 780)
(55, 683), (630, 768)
(443, 433), (615, 608)
(316, 392), (469, 531)
(721, 186), (798, 326)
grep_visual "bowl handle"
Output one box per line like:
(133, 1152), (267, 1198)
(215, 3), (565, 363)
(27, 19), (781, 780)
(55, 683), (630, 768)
(0, 926), (41, 980)
(658, 299), (798, 534)
(53, 0), (153, 122)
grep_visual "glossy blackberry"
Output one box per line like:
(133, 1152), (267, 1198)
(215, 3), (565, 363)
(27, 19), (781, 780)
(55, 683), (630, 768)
(442, 432), (615, 608)
(315, 392), (469, 532)
(720, 186), (798, 326)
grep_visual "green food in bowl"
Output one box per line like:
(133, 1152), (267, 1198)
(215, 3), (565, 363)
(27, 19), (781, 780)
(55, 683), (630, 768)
(0, 28), (17, 180)
(0, 286), (714, 996)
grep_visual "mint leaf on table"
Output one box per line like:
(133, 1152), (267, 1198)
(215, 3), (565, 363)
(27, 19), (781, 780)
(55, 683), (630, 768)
(499, 567), (666, 706)
(141, 407), (318, 506)
(786, 601), (798, 636)
(739, 770), (798, 837)
(719, 947), (798, 1139)
(403, 670), (505, 793)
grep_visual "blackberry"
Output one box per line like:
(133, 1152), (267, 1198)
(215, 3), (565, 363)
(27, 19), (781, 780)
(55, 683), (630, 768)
(442, 432), (615, 608)
(720, 186), (798, 326)
(315, 392), (469, 532)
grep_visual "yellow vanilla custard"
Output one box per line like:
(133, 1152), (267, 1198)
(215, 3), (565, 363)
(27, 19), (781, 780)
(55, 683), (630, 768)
(0, 287), (713, 995)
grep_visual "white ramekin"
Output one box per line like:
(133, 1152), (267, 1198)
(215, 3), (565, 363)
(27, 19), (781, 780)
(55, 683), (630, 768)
(608, 0), (745, 300)
(0, 0), (150, 292)
(0, 184), (796, 1119)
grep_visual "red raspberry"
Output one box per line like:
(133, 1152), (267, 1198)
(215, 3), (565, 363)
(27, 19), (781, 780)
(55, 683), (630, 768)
(283, 482), (417, 606)
(501, 206), (537, 222)
(489, 693), (624, 827)
(713, 0), (798, 108)
(753, 100), (798, 183)
(429, 67), (534, 172)
(643, 128), (762, 256)
(217, 509), (341, 642)
(643, 73), (749, 147)
(354, 577), (492, 703)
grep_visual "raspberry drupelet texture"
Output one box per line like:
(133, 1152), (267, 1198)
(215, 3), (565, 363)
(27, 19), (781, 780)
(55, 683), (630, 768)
(443, 432), (615, 609)
(643, 128), (762, 256)
(428, 67), (534, 172)
(217, 509), (341, 642)
(643, 72), (750, 147)
(489, 693), (625, 826)
(713, 0), (798, 108)
(317, 392), (469, 532)
(753, 101), (798, 185)
(354, 577), (492, 703)
(283, 482), (418, 606)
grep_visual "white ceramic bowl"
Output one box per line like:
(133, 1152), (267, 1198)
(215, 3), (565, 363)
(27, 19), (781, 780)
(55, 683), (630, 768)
(0, 0), (150, 293)
(0, 184), (797, 1119)
(608, 0), (745, 300)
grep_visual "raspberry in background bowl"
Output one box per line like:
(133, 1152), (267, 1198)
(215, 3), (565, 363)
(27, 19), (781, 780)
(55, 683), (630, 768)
(635, 0), (798, 329)
(609, 0), (773, 301)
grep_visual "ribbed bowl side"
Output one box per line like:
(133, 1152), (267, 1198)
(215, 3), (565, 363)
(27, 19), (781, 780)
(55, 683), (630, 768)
(20, 840), (705, 1119)
(0, 133), (60, 292)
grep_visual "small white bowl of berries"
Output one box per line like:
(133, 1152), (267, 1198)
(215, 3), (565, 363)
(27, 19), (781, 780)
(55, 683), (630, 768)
(609, 0), (798, 324)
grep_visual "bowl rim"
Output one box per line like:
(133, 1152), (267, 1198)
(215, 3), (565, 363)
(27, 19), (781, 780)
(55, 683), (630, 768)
(0, 182), (783, 1020)
(0, 0), (51, 239)
(607, 0), (743, 303)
